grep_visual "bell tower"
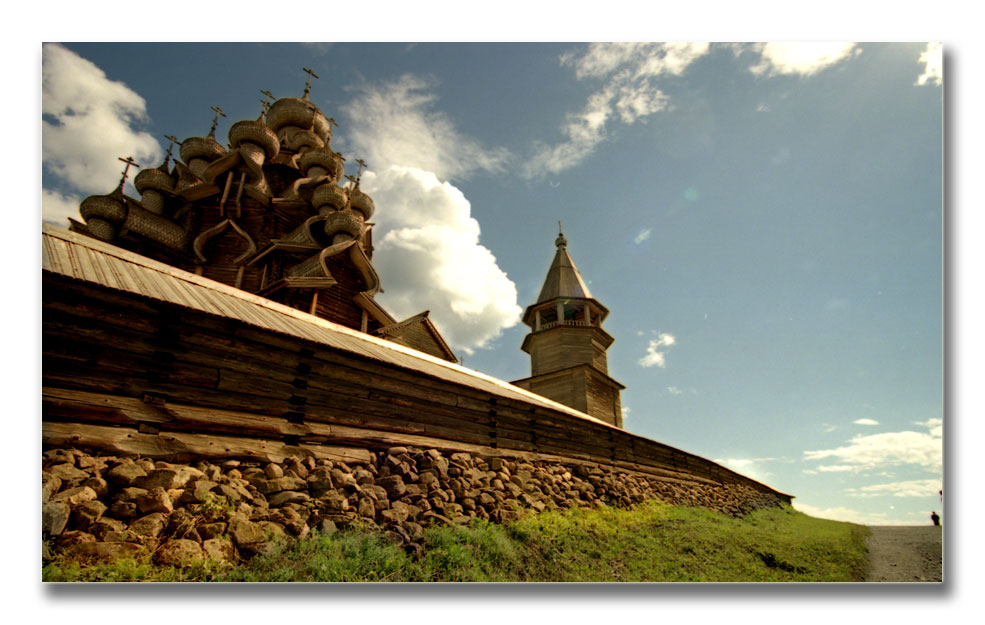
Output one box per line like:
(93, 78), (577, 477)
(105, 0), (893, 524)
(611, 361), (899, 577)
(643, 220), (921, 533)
(512, 226), (624, 427)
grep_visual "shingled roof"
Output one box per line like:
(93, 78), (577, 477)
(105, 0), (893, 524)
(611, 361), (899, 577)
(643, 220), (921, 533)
(535, 234), (593, 304)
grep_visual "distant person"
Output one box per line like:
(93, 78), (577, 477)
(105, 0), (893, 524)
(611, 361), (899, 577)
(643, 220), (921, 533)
(931, 511), (940, 526)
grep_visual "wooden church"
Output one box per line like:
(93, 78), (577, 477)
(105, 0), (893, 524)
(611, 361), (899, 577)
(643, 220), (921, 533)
(68, 71), (457, 365)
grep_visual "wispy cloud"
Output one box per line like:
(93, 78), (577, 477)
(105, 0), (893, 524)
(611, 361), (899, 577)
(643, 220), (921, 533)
(526, 43), (709, 178)
(853, 418), (879, 426)
(746, 42), (861, 77)
(341, 74), (510, 182)
(804, 418), (942, 473)
(915, 42), (942, 86)
(847, 479), (942, 498)
(634, 228), (652, 244)
(666, 386), (683, 395)
(792, 502), (909, 525)
(42, 43), (162, 223)
(639, 332), (676, 368)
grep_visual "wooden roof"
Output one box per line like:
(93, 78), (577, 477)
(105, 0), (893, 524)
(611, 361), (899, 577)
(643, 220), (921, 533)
(41, 224), (611, 428)
(536, 243), (593, 304)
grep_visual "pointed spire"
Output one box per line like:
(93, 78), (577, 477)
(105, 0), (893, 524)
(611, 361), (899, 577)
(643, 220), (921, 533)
(536, 227), (592, 303)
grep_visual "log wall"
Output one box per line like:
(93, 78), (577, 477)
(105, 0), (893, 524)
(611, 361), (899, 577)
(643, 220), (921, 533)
(42, 271), (791, 504)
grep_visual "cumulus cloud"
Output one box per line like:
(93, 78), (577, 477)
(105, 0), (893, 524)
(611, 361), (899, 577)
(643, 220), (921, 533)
(341, 74), (510, 182)
(847, 479), (942, 498)
(341, 75), (521, 354)
(915, 42), (943, 86)
(527, 43), (708, 178)
(360, 167), (522, 354)
(639, 332), (676, 368)
(41, 189), (83, 226)
(42, 43), (162, 206)
(747, 42), (860, 77)
(853, 418), (880, 426)
(804, 418), (942, 473)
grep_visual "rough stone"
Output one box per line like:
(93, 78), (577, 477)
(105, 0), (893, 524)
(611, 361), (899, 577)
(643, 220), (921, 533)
(268, 490), (310, 507)
(71, 500), (108, 530)
(129, 513), (167, 539)
(51, 486), (98, 507)
(68, 541), (146, 563)
(136, 488), (174, 515)
(42, 472), (62, 503)
(202, 537), (235, 563)
(105, 462), (147, 487)
(154, 539), (204, 567)
(42, 502), (71, 536)
(47, 462), (89, 483)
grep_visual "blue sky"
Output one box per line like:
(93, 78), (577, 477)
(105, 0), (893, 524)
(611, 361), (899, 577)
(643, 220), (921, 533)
(41, 40), (943, 526)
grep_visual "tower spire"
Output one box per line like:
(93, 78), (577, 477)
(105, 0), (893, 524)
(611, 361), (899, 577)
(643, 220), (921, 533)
(512, 227), (625, 428)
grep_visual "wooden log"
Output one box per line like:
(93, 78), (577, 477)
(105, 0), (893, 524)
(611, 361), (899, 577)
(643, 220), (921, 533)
(42, 421), (372, 465)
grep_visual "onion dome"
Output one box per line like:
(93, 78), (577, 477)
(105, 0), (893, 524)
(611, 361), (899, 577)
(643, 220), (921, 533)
(133, 164), (175, 195)
(266, 97), (331, 140)
(322, 209), (363, 241)
(299, 148), (344, 181)
(555, 230), (568, 249)
(179, 135), (226, 164)
(348, 187), (375, 221)
(79, 187), (128, 242)
(312, 183), (348, 212)
(133, 161), (176, 216)
(229, 119), (279, 160)
(283, 127), (325, 153)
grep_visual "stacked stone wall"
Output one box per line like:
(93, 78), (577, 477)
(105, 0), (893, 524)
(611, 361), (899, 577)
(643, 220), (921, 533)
(42, 444), (786, 566)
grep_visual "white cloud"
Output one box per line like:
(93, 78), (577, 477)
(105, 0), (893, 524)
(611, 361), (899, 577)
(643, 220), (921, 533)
(341, 74), (510, 182)
(747, 42), (860, 77)
(846, 479), (942, 498)
(634, 228), (652, 244)
(528, 43), (708, 178)
(639, 332), (676, 368)
(41, 189), (83, 226)
(804, 419), (942, 473)
(915, 417), (943, 437)
(915, 42), (943, 86)
(361, 166), (521, 354)
(341, 75), (521, 354)
(792, 502), (910, 525)
(42, 43), (162, 198)
(666, 386), (683, 395)
(715, 457), (777, 483)
(853, 418), (879, 426)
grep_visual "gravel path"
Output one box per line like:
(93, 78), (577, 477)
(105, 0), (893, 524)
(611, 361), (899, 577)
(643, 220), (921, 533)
(864, 525), (942, 582)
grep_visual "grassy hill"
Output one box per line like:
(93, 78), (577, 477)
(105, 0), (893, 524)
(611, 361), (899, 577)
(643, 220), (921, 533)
(43, 500), (868, 582)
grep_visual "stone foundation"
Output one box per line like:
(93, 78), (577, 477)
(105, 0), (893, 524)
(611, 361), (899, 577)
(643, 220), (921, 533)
(42, 445), (786, 567)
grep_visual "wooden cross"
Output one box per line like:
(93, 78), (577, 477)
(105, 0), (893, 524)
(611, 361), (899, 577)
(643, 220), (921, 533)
(163, 134), (179, 165)
(558, 220), (563, 234)
(208, 105), (226, 137)
(344, 174), (357, 188)
(327, 117), (338, 129)
(259, 90), (275, 117)
(354, 158), (368, 181)
(117, 156), (139, 187)
(302, 67), (319, 98)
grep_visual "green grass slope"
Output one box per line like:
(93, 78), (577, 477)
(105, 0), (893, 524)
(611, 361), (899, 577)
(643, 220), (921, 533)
(43, 501), (869, 582)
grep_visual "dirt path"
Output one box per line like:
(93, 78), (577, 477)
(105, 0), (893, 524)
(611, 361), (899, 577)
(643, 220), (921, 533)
(864, 525), (942, 582)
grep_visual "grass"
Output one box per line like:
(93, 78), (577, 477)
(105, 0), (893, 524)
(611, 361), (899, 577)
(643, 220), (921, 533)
(42, 501), (869, 582)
